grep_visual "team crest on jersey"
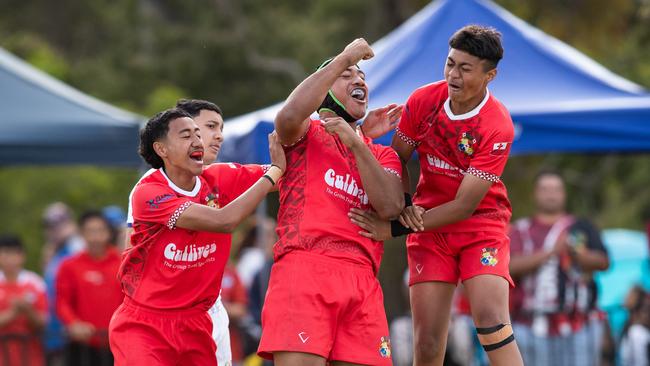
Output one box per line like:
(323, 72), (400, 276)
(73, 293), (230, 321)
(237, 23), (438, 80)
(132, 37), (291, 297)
(379, 336), (391, 358)
(480, 247), (498, 267)
(458, 132), (477, 156)
(205, 193), (219, 208)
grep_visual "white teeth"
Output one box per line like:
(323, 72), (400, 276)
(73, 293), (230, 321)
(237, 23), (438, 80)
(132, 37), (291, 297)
(351, 88), (365, 100)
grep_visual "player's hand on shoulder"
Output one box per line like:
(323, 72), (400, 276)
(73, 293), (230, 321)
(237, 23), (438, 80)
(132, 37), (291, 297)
(399, 205), (425, 232)
(348, 208), (392, 241)
(321, 117), (362, 149)
(268, 131), (286, 172)
(341, 38), (374, 66)
(361, 103), (403, 139)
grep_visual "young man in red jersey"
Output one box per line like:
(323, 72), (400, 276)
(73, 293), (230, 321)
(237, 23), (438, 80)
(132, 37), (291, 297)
(109, 108), (285, 366)
(57, 210), (123, 365)
(257, 38), (404, 366)
(124, 99), (253, 366)
(350, 26), (524, 365)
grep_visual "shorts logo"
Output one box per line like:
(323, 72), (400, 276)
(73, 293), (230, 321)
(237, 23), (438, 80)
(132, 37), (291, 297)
(298, 332), (309, 344)
(458, 132), (477, 156)
(205, 193), (219, 208)
(379, 336), (391, 358)
(480, 247), (498, 267)
(415, 263), (424, 274)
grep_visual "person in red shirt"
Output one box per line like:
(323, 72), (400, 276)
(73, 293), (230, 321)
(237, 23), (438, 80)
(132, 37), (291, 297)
(350, 26), (524, 365)
(56, 210), (123, 366)
(0, 235), (48, 366)
(108, 108), (286, 366)
(220, 265), (248, 364)
(258, 38), (404, 366)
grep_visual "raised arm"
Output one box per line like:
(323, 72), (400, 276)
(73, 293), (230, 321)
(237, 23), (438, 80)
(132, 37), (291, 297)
(274, 38), (374, 145)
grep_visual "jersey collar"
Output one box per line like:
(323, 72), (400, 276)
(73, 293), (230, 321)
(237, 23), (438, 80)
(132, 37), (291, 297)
(443, 89), (490, 121)
(158, 168), (201, 197)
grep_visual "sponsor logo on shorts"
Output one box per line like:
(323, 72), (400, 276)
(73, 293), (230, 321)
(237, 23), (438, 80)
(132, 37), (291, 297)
(379, 336), (391, 358)
(415, 263), (424, 274)
(324, 168), (369, 205)
(480, 247), (498, 267)
(298, 332), (309, 344)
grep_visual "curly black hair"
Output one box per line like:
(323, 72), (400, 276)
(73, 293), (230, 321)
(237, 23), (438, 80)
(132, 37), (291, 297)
(176, 99), (223, 118)
(449, 25), (503, 71)
(139, 108), (192, 169)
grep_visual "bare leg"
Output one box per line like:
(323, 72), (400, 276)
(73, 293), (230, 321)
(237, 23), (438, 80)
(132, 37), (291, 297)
(410, 281), (456, 366)
(464, 275), (523, 366)
(274, 352), (327, 366)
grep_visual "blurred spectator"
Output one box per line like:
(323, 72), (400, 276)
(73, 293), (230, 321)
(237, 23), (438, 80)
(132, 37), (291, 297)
(101, 205), (126, 252)
(620, 286), (650, 366)
(389, 270), (413, 366)
(56, 210), (122, 366)
(41, 202), (84, 365)
(448, 286), (482, 366)
(236, 221), (268, 289)
(0, 234), (48, 366)
(222, 265), (249, 366)
(247, 218), (276, 366)
(509, 170), (610, 366)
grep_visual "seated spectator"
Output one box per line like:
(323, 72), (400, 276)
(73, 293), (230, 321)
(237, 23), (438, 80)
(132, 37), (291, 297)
(0, 234), (48, 366)
(56, 211), (123, 366)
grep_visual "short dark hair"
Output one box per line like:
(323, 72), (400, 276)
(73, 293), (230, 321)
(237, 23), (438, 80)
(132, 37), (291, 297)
(79, 210), (116, 243)
(175, 99), (223, 118)
(534, 168), (564, 185)
(449, 25), (503, 71)
(139, 108), (192, 169)
(0, 234), (24, 252)
(78, 210), (111, 229)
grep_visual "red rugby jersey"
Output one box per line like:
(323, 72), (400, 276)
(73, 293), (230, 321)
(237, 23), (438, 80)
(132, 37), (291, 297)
(275, 120), (402, 273)
(396, 81), (514, 233)
(56, 248), (123, 345)
(0, 271), (47, 366)
(120, 163), (264, 310)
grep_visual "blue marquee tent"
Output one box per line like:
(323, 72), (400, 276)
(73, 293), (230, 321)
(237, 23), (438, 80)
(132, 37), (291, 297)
(220, 0), (650, 164)
(0, 48), (143, 166)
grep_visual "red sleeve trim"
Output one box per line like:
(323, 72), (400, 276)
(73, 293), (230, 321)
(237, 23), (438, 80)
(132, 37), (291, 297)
(467, 167), (500, 183)
(396, 128), (419, 147)
(167, 201), (193, 230)
(384, 167), (402, 179)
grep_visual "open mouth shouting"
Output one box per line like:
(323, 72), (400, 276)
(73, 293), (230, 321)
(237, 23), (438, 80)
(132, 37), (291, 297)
(189, 150), (204, 165)
(350, 87), (367, 104)
(448, 81), (462, 94)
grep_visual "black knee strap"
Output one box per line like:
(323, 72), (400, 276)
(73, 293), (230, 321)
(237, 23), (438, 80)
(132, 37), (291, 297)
(476, 323), (515, 352)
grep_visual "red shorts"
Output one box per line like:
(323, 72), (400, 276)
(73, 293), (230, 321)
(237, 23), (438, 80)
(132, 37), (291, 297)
(109, 298), (216, 366)
(258, 252), (392, 365)
(407, 231), (514, 287)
